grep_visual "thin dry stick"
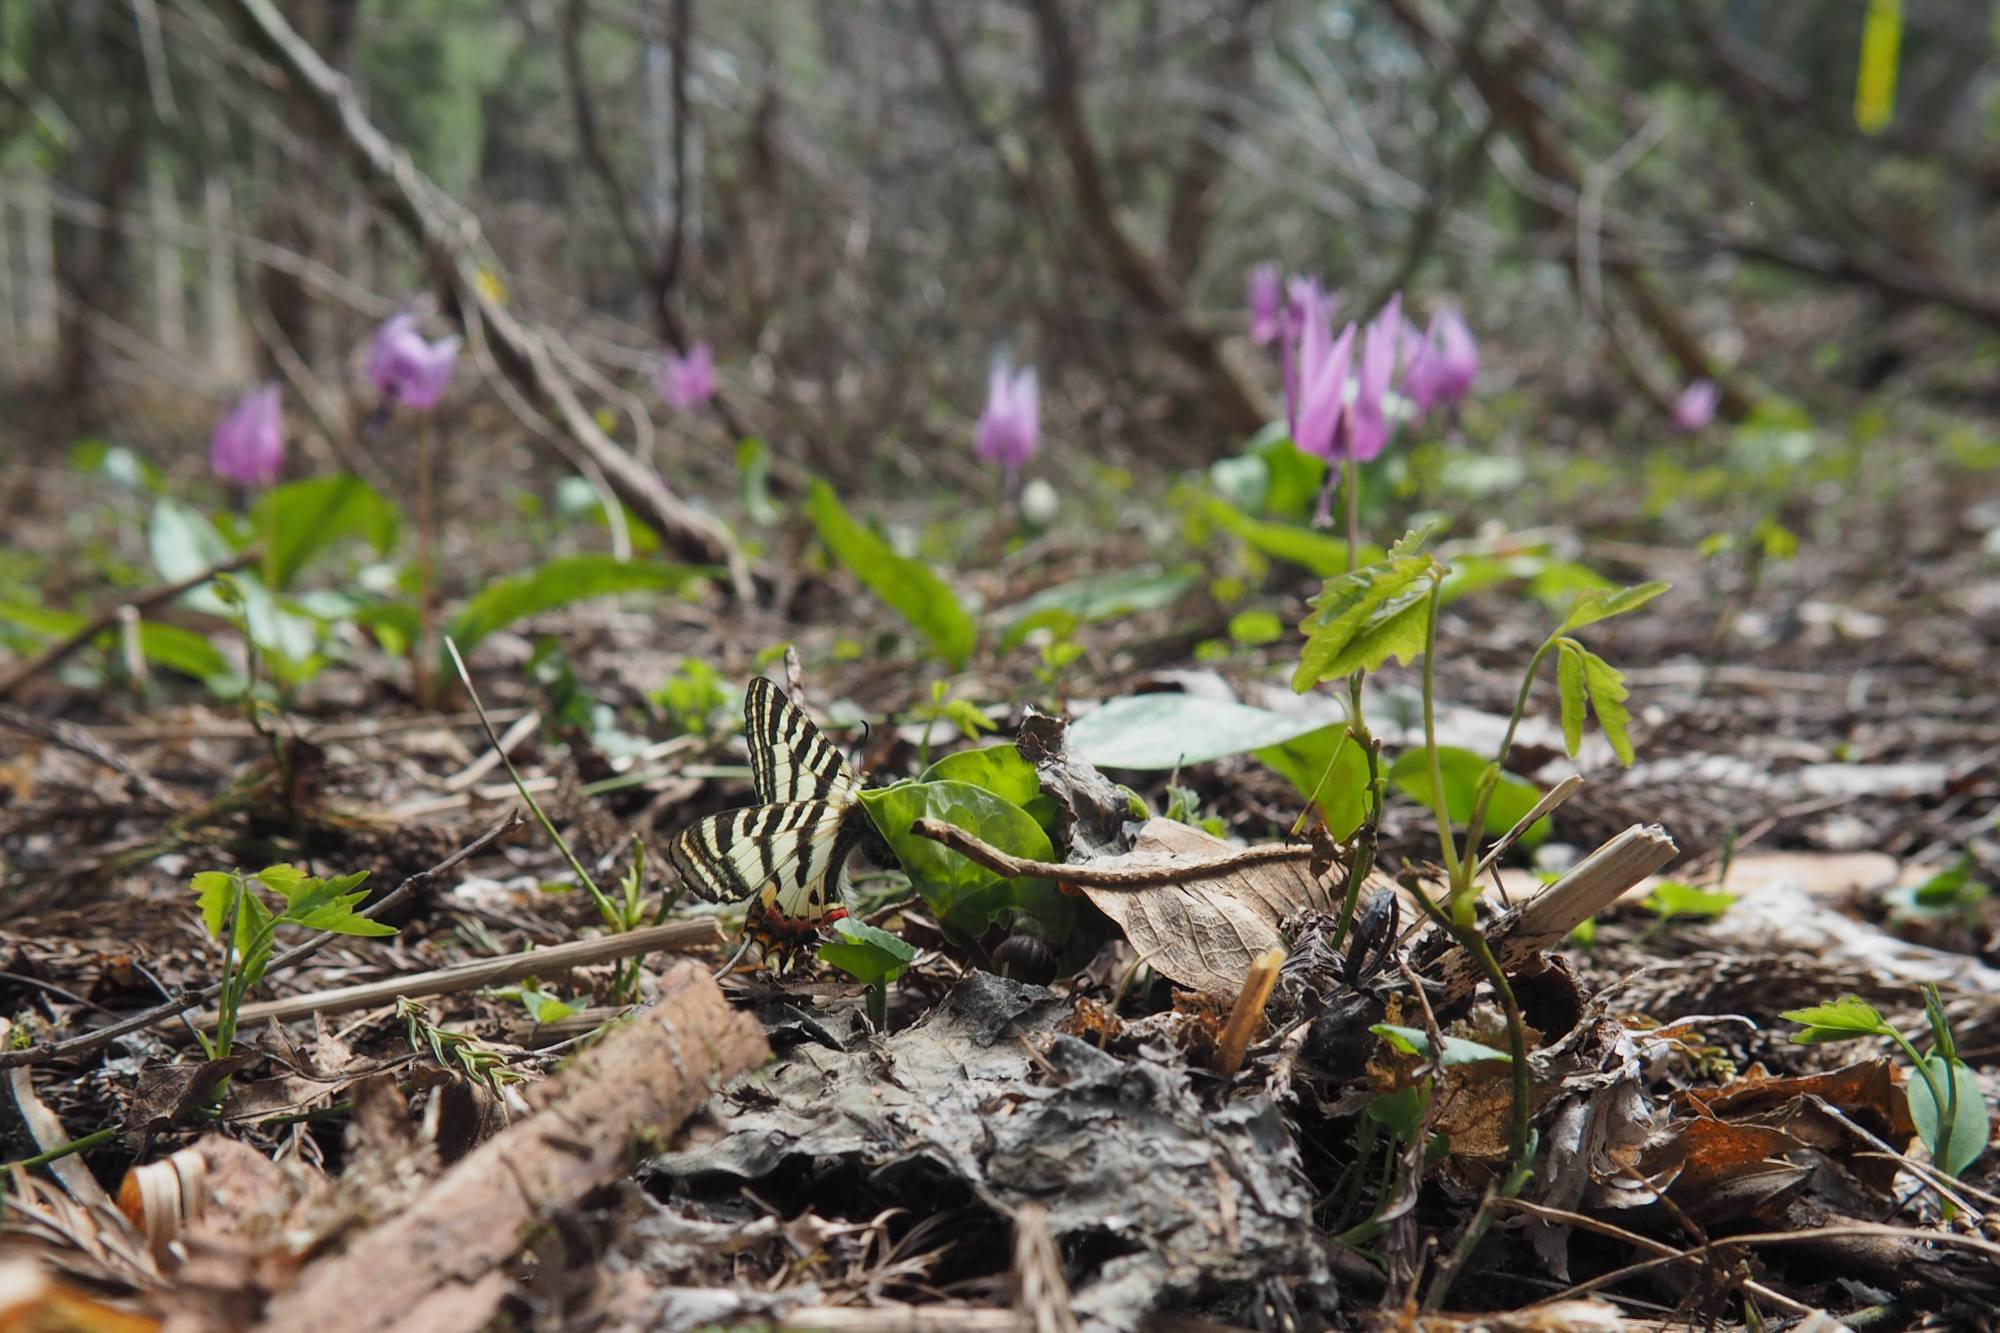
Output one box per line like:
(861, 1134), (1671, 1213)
(910, 817), (1315, 886)
(1495, 1198), (1812, 1318)
(203, 918), (723, 1029)
(7, 1068), (114, 1210)
(0, 812), (521, 1069)
(1214, 947), (1285, 1076)
(0, 551), (257, 700)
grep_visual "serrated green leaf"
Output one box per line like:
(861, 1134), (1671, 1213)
(818, 918), (918, 986)
(1782, 995), (1890, 1042)
(1371, 1023), (1512, 1065)
(254, 864), (308, 895)
(192, 871), (237, 938)
(1580, 649), (1636, 765)
(1557, 640), (1587, 758)
(806, 481), (976, 670)
(1908, 1056), (1988, 1176)
(1559, 580), (1670, 633)
(1292, 544), (1438, 691)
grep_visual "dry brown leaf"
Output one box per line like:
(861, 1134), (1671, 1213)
(1073, 818), (1339, 996)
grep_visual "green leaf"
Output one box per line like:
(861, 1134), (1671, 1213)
(919, 745), (1041, 808)
(1580, 649), (1636, 765)
(998, 568), (1197, 652)
(1559, 580), (1670, 633)
(447, 555), (709, 657)
(736, 438), (782, 527)
(1387, 747), (1547, 848)
(857, 780), (1069, 937)
(818, 918), (918, 986)
(1908, 855), (1989, 912)
(1556, 640), (1587, 758)
(1067, 694), (1330, 769)
(148, 499), (237, 581)
(1227, 610), (1284, 646)
(1908, 1056), (1987, 1177)
(1643, 881), (1737, 922)
(1254, 724), (1369, 841)
(1291, 524), (1440, 690)
(516, 986), (584, 1024)
(252, 475), (400, 590)
(1201, 495), (1378, 577)
(1366, 1085), (1430, 1138)
(805, 481), (976, 670)
(269, 869), (398, 937)
(1782, 995), (1891, 1043)
(1371, 1023), (1512, 1065)
(192, 871), (237, 939)
(0, 600), (230, 683)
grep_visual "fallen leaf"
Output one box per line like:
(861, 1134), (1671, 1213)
(1074, 818), (1341, 996)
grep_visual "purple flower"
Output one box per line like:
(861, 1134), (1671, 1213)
(366, 313), (460, 411)
(655, 342), (718, 410)
(1247, 263), (1284, 345)
(210, 384), (285, 489)
(1287, 282), (1353, 463)
(1341, 292), (1401, 464)
(976, 361), (1040, 473)
(1672, 379), (1719, 432)
(1402, 308), (1479, 421)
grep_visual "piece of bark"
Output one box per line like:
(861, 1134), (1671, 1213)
(251, 960), (767, 1333)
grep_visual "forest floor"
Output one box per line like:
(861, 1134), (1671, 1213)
(1, 414), (1997, 1331)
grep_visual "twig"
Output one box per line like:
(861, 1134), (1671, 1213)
(910, 817), (1315, 885)
(0, 811), (522, 1069)
(1495, 1198), (1812, 1318)
(0, 704), (185, 808)
(199, 918), (724, 1030)
(0, 550), (257, 701)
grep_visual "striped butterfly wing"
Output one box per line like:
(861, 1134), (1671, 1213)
(667, 798), (857, 949)
(744, 677), (862, 807)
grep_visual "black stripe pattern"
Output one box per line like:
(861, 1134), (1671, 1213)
(668, 679), (866, 963)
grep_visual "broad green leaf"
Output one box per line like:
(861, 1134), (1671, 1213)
(1372, 1024), (1512, 1065)
(1782, 995), (1889, 1043)
(254, 864), (308, 895)
(1908, 1056), (1987, 1176)
(252, 475), (400, 590)
(447, 555), (709, 657)
(997, 568), (1196, 651)
(920, 745), (1041, 808)
(1387, 747), (1547, 848)
(1068, 695), (1330, 769)
(1202, 496), (1377, 577)
(1580, 649), (1636, 765)
(0, 600), (229, 682)
(353, 600), (422, 658)
(1643, 881), (1737, 922)
(1557, 640), (1587, 757)
(805, 481), (976, 670)
(818, 918), (918, 986)
(515, 986), (585, 1024)
(857, 780), (1069, 937)
(1908, 855), (1988, 911)
(148, 499), (237, 581)
(1254, 724), (1369, 840)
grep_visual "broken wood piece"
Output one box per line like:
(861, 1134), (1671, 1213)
(197, 918), (725, 1031)
(251, 960), (767, 1333)
(1428, 822), (1678, 1005)
(1215, 947), (1285, 1076)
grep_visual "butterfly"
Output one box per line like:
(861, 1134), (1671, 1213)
(667, 678), (874, 965)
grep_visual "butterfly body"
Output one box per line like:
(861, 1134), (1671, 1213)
(668, 679), (873, 966)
